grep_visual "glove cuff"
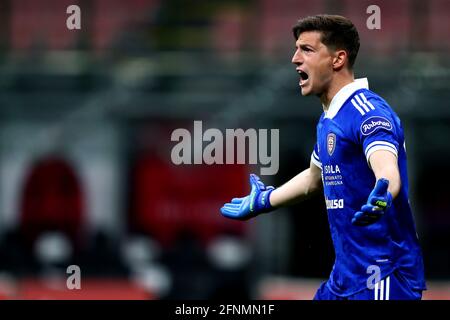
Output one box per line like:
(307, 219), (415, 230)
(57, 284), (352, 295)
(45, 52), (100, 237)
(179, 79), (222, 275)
(258, 188), (274, 213)
(387, 191), (393, 208)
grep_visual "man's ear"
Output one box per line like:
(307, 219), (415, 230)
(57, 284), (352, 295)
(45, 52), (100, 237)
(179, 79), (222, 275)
(332, 50), (347, 70)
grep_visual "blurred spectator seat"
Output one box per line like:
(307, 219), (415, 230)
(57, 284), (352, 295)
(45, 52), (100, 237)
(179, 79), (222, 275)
(130, 154), (249, 248)
(19, 157), (84, 250)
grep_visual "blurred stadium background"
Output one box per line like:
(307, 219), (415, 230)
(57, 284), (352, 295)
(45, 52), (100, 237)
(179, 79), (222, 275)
(0, 0), (449, 299)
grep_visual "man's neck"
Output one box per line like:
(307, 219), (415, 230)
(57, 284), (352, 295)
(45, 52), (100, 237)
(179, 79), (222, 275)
(320, 73), (355, 112)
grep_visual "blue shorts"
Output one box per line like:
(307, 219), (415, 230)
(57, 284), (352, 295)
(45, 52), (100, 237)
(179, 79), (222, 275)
(314, 270), (423, 300)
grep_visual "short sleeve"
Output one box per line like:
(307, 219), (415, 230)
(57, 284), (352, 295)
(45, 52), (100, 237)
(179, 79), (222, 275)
(351, 92), (399, 164)
(311, 142), (322, 169)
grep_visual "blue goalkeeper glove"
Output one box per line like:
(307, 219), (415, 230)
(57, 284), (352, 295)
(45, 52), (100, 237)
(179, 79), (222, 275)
(352, 178), (393, 226)
(220, 174), (275, 220)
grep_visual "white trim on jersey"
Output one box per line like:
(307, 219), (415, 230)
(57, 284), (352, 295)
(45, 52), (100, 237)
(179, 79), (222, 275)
(365, 141), (398, 163)
(351, 98), (365, 115)
(359, 93), (376, 110)
(351, 92), (376, 116)
(366, 146), (398, 164)
(311, 152), (322, 169)
(355, 94), (370, 113)
(325, 78), (369, 119)
(365, 141), (397, 155)
(386, 276), (390, 300)
(374, 281), (379, 300)
(312, 150), (320, 161)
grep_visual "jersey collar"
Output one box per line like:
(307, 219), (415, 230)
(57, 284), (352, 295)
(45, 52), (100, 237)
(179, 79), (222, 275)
(324, 78), (369, 119)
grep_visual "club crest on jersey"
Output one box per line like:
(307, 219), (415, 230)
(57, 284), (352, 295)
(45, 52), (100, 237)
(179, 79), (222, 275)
(360, 116), (393, 136)
(327, 133), (336, 156)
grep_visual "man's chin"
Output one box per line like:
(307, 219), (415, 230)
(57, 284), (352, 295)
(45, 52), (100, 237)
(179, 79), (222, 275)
(300, 87), (312, 96)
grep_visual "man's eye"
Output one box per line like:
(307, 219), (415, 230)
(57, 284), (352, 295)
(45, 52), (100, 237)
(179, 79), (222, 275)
(300, 47), (311, 53)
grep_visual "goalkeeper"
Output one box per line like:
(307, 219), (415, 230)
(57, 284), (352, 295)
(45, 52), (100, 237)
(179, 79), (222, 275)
(221, 15), (426, 300)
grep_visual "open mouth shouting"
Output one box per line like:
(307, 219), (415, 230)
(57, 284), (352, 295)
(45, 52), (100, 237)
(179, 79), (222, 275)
(297, 68), (309, 87)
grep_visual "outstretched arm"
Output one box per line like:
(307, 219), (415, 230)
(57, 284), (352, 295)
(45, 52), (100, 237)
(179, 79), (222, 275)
(270, 160), (323, 208)
(220, 161), (323, 220)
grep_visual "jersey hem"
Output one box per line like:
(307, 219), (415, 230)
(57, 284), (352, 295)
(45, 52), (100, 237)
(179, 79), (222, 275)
(325, 268), (397, 298)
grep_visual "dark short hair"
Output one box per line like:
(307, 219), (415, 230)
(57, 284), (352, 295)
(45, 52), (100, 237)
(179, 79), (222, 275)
(292, 14), (360, 68)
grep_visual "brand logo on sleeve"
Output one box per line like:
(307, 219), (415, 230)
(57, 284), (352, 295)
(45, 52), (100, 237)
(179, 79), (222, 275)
(327, 133), (336, 156)
(360, 116), (392, 136)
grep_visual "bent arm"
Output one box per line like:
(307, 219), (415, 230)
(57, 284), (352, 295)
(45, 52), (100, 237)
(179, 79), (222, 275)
(270, 161), (323, 208)
(369, 150), (401, 199)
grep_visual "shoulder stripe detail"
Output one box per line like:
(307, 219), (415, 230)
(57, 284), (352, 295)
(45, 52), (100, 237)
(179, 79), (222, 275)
(355, 94), (370, 112)
(350, 92), (376, 116)
(351, 99), (365, 115)
(359, 93), (375, 110)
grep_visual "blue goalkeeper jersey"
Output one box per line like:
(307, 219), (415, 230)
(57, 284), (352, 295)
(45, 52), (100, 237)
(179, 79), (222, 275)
(310, 78), (426, 297)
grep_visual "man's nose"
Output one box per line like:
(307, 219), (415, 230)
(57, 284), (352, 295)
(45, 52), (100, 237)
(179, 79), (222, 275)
(292, 50), (303, 65)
